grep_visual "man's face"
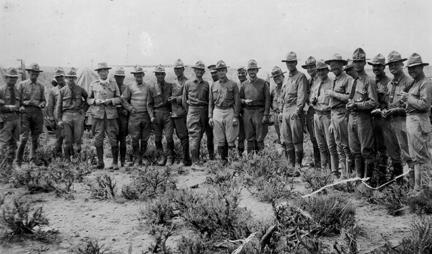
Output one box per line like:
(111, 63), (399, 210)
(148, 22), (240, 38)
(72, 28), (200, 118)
(388, 61), (403, 76)
(98, 69), (109, 80)
(273, 75), (284, 86)
(329, 62), (343, 76)
(66, 77), (76, 86)
(174, 67), (184, 77)
(353, 60), (365, 72)
(306, 67), (317, 77)
(237, 71), (247, 82)
(134, 73), (144, 84)
(115, 76), (125, 85)
(247, 68), (258, 80)
(29, 71), (39, 82)
(346, 69), (357, 78)
(55, 76), (65, 86)
(285, 61), (297, 72)
(372, 64), (385, 77)
(211, 72), (219, 81)
(317, 68), (329, 80)
(217, 68), (227, 80)
(155, 72), (166, 83)
(194, 68), (205, 79)
(408, 65), (424, 80)
(6, 76), (18, 86)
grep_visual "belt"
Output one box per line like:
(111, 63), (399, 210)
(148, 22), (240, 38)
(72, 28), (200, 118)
(215, 105), (232, 110)
(244, 105), (264, 109)
(331, 107), (346, 112)
(63, 109), (81, 113)
(189, 105), (208, 109)
(315, 110), (331, 115)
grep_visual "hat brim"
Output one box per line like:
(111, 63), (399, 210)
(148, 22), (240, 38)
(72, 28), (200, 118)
(270, 71), (287, 78)
(344, 66), (354, 70)
(5, 74), (19, 77)
(247, 67), (261, 70)
(192, 67), (205, 70)
(154, 71), (166, 73)
(407, 63), (429, 68)
(281, 60), (297, 63)
(301, 64), (316, 69)
(385, 58), (408, 65)
(94, 67), (112, 71)
(324, 59), (347, 65)
(65, 75), (77, 78)
(54, 74), (65, 77)
(25, 69), (43, 73)
(130, 72), (143, 75)
(174, 66), (185, 69)
(215, 66), (229, 70)
(115, 74), (127, 76)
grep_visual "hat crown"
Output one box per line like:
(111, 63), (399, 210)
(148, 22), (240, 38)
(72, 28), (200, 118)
(54, 67), (65, 77)
(237, 67), (246, 73)
(247, 59), (259, 70)
(329, 53), (345, 62)
(27, 63), (42, 72)
(132, 65), (145, 73)
(96, 62), (110, 70)
(66, 67), (78, 77)
(271, 66), (285, 76)
(370, 53), (386, 65)
(154, 64), (166, 73)
(216, 60), (227, 69)
(174, 59), (185, 68)
(114, 67), (126, 76)
(193, 60), (205, 70)
(352, 48), (366, 61)
(304, 56), (316, 66)
(387, 50), (405, 63)
(407, 53), (426, 66)
(5, 67), (19, 77)
(316, 60), (329, 70)
(284, 51), (297, 62)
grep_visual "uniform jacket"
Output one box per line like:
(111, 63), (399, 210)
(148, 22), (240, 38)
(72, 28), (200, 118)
(56, 84), (89, 121)
(209, 78), (240, 118)
(239, 77), (271, 116)
(87, 79), (121, 119)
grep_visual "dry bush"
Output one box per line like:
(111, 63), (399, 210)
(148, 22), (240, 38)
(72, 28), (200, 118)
(87, 174), (117, 200)
(144, 224), (174, 254)
(140, 193), (176, 226)
(368, 184), (409, 216)
(121, 166), (176, 201)
(301, 169), (334, 192)
(75, 238), (109, 254)
(407, 187), (432, 215)
(176, 235), (212, 254)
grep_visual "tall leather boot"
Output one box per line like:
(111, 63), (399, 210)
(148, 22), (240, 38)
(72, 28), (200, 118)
(191, 149), (199, 164)
(96, 146), (104, 169)
(313, 145), (321, 168)
(109, 146), (119, 170)
(166, 140), (175, 166)
(132, 143), (140, 166)
(392, 162), (403, 183)
(295, 151), (303, 170)
(331, 154), (339, 177)
(414, 164), (422, 191)
(364, 159), (374, 179)
(288, 149), (296, 168)
(217, 146), (226, 163)
(181, 139), (192, 166)
(140, 141), (147, 166)
(354, 156), (363, 178)
(119, 143), (126, 167)
(30, 136), (39, 165)
(64, 146), (71, 161)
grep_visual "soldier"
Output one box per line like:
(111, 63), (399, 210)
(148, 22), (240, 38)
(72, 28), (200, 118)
(400, 53), (432, 191)
(382, 51), (414, 174)
(237, 67), (247, 155)
(55, 68), (88, 160)
(113, 67), (129, 167)
(122, 66), (151, 166)
(239, 59), (270, 153)
(209, 60), (240, 163)
(46, 67), (66, 156)
(170, 59), (191, 166)
(309, 61), (338, 174)
(0, 68), (20, 173)
(183, 61), (214, 164)
(346, 48), (378, 178)
(208, 64), (219, 82)
(301, 56), (321, 167)
(325, 54), (354, 178)
(87, 62), (122, 169)
(16, 63), (46, 167)
(368, 54), (403, 182)
(148, 65), (175, 166)
(344, 60), (357, 79)
(279, 52), (308, 171)
(269, 66), (286, 144)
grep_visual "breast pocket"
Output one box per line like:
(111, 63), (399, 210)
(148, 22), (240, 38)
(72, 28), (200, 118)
(224, 86), (234, 101)
(212, 88), (220, 101)
(354, 86), (368, 102)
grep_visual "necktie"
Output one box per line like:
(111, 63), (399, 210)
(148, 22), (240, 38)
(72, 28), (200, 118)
(389, 81), (397, 104)
(9, 85), (16, 105)
(317, 80), (324, 98)
(349, 78), (358, 100)
(70, 86), (75, 108)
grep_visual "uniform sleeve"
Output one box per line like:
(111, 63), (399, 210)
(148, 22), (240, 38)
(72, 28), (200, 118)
(264, 81), (271, 116)
(46, 90), (56, 117)
(239, 83), (245, 101)
(356, 79), (378, 110)
(332, 78), (350, 102)
(233, 83), (240, 118)
(111, 83), (121, 105)
(147, 87), (154, 119)
(87, 83), (95, 105)
(296, 75), (307, 110)
(208, 83), (214, 118)
(121, 86), (134, 112)
(279, 85), (285, 112)
(0, 88), (6, 112)
(55, 90), (63, 122)
(40, 84), (46, 104)
(407, 80), (432, 112)
(182, 82), (188, 110)
(175, 85), (183, 104)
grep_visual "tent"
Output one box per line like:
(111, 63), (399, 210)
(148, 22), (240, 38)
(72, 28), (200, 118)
(77, 67), (98, 92)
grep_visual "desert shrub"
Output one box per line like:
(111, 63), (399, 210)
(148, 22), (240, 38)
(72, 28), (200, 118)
(176, 235), (212, 254)
(140, 193), (177, 226)
(297, 194), (356, 236)
(407, 187), (432, 215)
(301, 169), (334, 192)
(88, 174), (117, 200)
(246, 175), (296, 203)
(368, 184), (409, 216)
(144, 224), (174, 254)
(75, 238), (109, 254)
(0, 195), (52, 241)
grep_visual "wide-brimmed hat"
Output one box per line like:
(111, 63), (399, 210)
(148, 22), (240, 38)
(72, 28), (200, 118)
(282, 51), (297, 62)
(114, 67), (126, 76)
(325, 53), (347, 65)
(25, 63), (43, 73)
(215, 60), (228, 70)
(208, 64), (217, 74)
(352, 48), (366, 61)
(270, 66), (286, 78)
(386, 51), (407, 65)
(154, 65), (166, 73)
(5, 67), (19, 77)
(94, 62), (112, 71)
(247, 59), (261, 70)
(368, 53), (386, 66)
(406, 53), (429, 68)
(237, 67), (246, 73)
(174, 59), (185, 69)
(54, 67), (65, 77)
(316, 60), (329, 70)
(131, 66), (144, 74)
(344, 59), (354, 71)
(301, 56), (316, 69)
(65, 67), (78, 78)
(192, 60), (205, 70)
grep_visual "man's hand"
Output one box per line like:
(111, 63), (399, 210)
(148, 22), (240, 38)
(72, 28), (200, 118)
(233, 117), (239, 126)
(103, 99), (112, 105)
(57, 121), (64, 127)
(38, 102), (46, 108)
(168, 96), (176, 103)
(346, 101), (356, 110)
(243, 99), (253, 105)
(95, 99), (104, 105)
(329, 123), (334, 134)
(262, 115), (269, 124)
(150, 116), (156, 123)
(278, 113), (283, 123)
(19, 106), (26, 113)
(130, 108), (137, 114)
(400, 92), (409, 102)
(324, 90), (334, 97)
(22, 100), (31, 106)
(209, 118), (214, 127)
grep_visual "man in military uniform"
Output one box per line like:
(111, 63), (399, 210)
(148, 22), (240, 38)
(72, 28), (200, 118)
(279, 52), (308, 171)
(236, 67), (247, 155)
(325, 54), (354, 178)
(344, 60), (357, 79)
(310, 61), (338, 174)
(148, 65), (175, 166)
(208, 64), (219, 82)
(183, 61), (214, 164)
(46, 67), (66, 156)
(121, 66), (151, 166)
(269, 66), (286, 144)
(301, 56), (321, 168)
(16, 63), (46, 167)
(113, 67), (129, 167)
(368, 54), (403, 182)
(0, 68), (20, 173)
(382, 51), (414, 175)
(400, 53), (432, 191)
(56, 68), (88, 160)
(87, 62), (121, 169)
(170, 59), (191, 166)
(347, 48), (378, 178)
(209, 60), (240, 163)
(240, 60), (270, 153)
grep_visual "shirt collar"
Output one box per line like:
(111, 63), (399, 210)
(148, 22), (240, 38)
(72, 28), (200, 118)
(289, 69), (298, 77)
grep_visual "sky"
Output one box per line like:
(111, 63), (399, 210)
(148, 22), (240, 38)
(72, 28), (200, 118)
(0, 0), (431, 71)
